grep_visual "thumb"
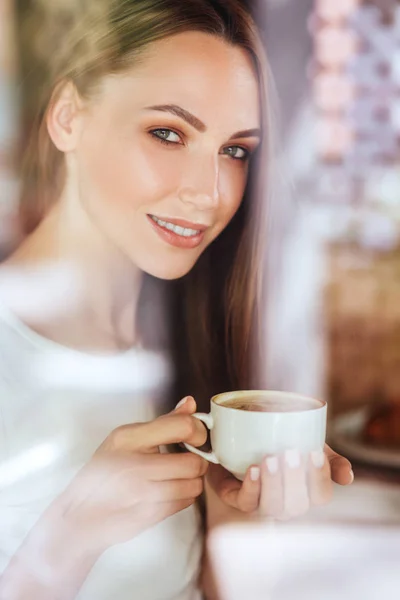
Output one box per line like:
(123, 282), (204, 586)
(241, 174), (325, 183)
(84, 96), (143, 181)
(325, 444), (354, 486)
(173, 396), (197, 414)
(124, 397), (205, 452)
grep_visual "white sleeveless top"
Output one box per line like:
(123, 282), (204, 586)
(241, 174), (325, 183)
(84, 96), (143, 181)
(0, 302), (203, 599)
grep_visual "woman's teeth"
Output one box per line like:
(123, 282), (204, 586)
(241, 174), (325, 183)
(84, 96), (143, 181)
(150, 215), (201, 237)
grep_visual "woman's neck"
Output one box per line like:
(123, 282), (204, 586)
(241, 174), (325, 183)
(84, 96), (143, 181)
(0, 201), (143, 352)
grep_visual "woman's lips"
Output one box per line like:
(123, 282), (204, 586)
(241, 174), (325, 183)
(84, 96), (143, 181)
(147, 214), (207, 249)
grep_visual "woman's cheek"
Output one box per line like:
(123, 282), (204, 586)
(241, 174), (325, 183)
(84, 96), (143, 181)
(219, 167), (247, 215)
(130, 138), (184, 195)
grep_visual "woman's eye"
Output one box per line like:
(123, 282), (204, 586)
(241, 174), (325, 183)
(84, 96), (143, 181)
(150, 129), (182, 144)
(150, 130), (251, 160)
(223, 146), (250, 161)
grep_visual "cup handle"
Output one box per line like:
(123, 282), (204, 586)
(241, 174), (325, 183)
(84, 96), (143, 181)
(183, 413), (219, 464)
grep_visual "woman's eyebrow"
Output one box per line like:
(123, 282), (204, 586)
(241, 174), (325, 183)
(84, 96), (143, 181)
(144, 104), (206, 132)
(144, 104), (261, 140)
(228, 128), (261, 141)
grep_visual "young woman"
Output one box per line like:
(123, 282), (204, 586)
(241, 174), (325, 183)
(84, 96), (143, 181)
(0, 1), (353, 599)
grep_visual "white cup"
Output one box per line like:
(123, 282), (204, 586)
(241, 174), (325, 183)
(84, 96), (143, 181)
(184, 390), (327, 480)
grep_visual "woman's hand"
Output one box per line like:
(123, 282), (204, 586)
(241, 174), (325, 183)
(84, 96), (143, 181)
(54, 397), (208, 553)
(27, 396), (209, 562)
(0, 398), (208, 600)
(206, 445), (353, 520)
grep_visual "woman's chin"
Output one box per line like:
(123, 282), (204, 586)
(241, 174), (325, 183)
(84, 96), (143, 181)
(139, 257), (198, 281)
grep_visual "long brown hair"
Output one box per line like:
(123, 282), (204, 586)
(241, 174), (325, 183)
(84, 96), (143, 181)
(15, 0), (276, 411)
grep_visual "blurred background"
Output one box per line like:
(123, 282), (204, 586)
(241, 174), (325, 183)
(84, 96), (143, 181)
(0, 0), (19, 256)
(3, 0), (400, 503)
(263, 0), (400, 431)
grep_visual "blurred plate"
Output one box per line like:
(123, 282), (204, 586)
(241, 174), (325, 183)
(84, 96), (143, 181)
(329, 407), (400, 469)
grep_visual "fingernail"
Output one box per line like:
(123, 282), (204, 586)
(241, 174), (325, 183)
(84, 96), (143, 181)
(349, 469), (354, 484)
(311, 449), (325, 469)
(265, 456), (279, 474)
(285, 449), (301, 469)
(250, 466), (260, 481)
(175, 397), (189, 410)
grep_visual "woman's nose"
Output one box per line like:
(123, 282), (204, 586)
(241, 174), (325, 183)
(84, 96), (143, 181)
(178, 153), (220, 210)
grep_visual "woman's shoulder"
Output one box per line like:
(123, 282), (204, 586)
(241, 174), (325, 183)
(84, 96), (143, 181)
(0, 260), (65, 328)
(0, 264), (46, 390)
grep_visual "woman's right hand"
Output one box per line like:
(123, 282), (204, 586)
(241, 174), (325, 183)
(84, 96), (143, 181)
(51, 397), (208, 554)
(0, 398), (208, 600)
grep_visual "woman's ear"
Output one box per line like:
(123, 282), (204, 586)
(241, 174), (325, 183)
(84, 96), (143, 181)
(46, 80), (84, 152)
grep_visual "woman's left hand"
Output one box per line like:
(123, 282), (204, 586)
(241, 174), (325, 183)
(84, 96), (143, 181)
(206, 445), (354, 520)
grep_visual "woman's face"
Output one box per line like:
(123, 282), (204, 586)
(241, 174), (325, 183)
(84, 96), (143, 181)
(73, 31), (261, 279)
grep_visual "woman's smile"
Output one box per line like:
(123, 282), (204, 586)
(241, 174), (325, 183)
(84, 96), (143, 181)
(146, 214), (207, 249)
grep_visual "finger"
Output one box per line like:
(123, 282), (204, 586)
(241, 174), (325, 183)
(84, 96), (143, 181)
(210, 470), (242, 509)
(234, 465), (261, 513)
(206, 464), (253, 511)
(324, 444), (354, 486)
(282, 450), (309, 518)
(172, 396), (197, 414)
(259, 455), (284, 518)
(206, 464), (260, 513)
(153, 477), (204, 502)
(140, 452), (209, 481)
(110, 413), (208, 452)
(308, 450), (333, 506)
